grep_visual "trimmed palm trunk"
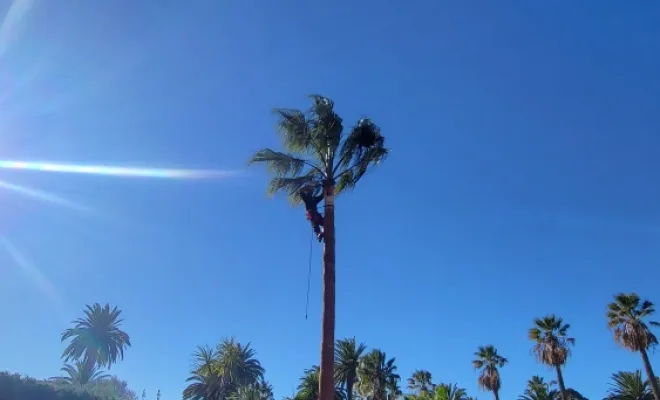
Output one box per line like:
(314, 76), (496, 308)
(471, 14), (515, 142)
(641, 348), (660, 400)
(555, 365), (567, 400)
(319, 184), (336, 400)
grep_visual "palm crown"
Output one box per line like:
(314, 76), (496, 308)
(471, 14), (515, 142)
(607, 293), (660, 352)
(529, 315), (574, 367)
(248, 95), (388, 202)
(606, 370), (653, 400)
(472, 345), (507, 395)
(60, 303), (131, 370)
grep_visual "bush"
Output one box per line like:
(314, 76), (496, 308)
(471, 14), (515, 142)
(0, 372), (137, 400)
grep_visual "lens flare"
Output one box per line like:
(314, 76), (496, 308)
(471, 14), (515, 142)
(0, 236), (62, 305)
(0, 160), (239, 179)
(0, 179), (92, 213)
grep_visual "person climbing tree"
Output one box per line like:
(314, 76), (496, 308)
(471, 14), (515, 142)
(249, 95), (388, 400)
(299, 186), (324, 242)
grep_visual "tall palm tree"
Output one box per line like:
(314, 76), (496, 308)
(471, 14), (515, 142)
(529, 315), (575, 400)
(249, 95), (389, 400)
(472, 345), (507, 400)
(61, 303), (131, 371)
(517, 376), (558, 400)
(408, 370), (434, 394)
(358, 349), (400, 400)
(607, 293), (660, 400)
(335, 338), (367, 400)
(56, 361), (109, 386)
(607, 370), (653, 400)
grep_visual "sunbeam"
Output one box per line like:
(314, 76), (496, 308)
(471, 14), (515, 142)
(0, 235), (63, 305)
(0, 160), (240, 179)
(0, 0), (34, 59)
(0, 179), (93, 213)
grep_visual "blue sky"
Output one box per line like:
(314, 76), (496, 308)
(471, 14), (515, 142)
(1, 1), (659, 399)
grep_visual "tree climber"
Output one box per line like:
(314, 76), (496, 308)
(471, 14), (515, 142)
(299, 186), (324, 242)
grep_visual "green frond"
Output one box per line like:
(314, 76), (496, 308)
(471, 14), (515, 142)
(273, 108), (313, 154)
(248, 149), (308, 177)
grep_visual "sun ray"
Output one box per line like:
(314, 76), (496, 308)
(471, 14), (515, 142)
(0, 178), (93, 213)
(0, 0), (34, 59)
(0, 160), (240, 179)
(0, 235), (63, 306)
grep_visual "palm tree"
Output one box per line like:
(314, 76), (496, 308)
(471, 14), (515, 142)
(183, 339), (265, 400)
(61, 303), (131, 371)
(358, 349), (400, 400)
(249, 95), (389, 400)
(295, 366), (345, 400)
(387, 375), (403, 400)
(517, 376), (558, 400)
(607, 293), (660, 400)
(216, 337), (265, 390)
(607, 370), (653, 400)
(183, 346), (225, 400)
(335, 338), (367, 400)
(408, 370), (434, 394)
(434, 383), (469, 400)
(56, 361), (109, 385)
(529, 315), (575, 400)
(472, 345), (507, 400)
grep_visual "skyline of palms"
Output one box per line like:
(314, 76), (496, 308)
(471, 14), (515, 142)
(249, 95), (389, 400)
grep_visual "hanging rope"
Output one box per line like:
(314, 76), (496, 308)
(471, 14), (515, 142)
(305, 230), (314, 320)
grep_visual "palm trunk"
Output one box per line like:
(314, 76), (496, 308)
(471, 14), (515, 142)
(555, 365), (568, 400)
(319, 185), (336, 400)
(346, 377), (354, 400)
(493, 389), (500, 400)
(641, 348), (660, 400)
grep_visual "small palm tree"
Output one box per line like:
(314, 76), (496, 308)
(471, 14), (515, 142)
(249, 95), (388, 400)
(607, 293), (660, 400)
(387, 375), (403, 400)
(607, 370), (653, 400)
(434, 383), (469, 400)
(61, 303), (131, 371)
(517, 376), (558, 400)
(56, 361), (109, 386)
(216, 337), (265, 389)
(408, 370), (434, 394)
(295, 366), (345, 400)
(183, 346), (225, 400)
(335, 338), (367, 400)
(529, 315), (575, 400)
(358, 349), (400, 400)
(472, 345), (507, 400)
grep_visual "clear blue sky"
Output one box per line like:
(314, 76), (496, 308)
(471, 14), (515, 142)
(1, 1), (659, 399)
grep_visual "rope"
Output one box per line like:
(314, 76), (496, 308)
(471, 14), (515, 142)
(305, 230), (313, 320)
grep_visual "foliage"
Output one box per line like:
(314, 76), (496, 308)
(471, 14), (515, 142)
(248, 95), (389, 203)
(607, 293), (659, 353)
(517, 376), (558, 400)
(407, 370), (434, 394)
(56, 361), (110, 385)
(293, 366), (344, 400)
(183, 337), (266, 400)
(606, 371), (653, 400)
(472, 345), (507, 396)
(529, 315), (575, 367)
(0, 371), (137, 400)
(335, 338), (368, 400)
(61, 303), (131, 370)
(358, 349), (400, 400)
